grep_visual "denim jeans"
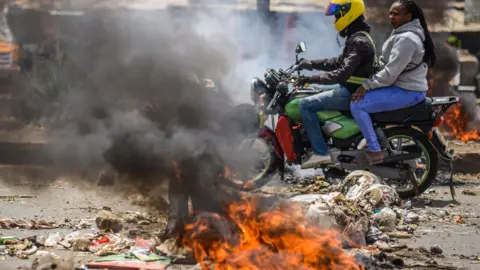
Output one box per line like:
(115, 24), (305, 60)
(299, 86), (351, 155)
(350, 85), (426, 152)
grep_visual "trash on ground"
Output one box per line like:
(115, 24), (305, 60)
(341, 170), (400, 208)
(155, 238), (190, 257)
(75, 219), (92, 229)
(17, 253), (73, 270)
(372, 208), (397, 232)
(44, 232), (62, 247)
(85, 260), (169, 270)
(95, 210), (123, 233)
(0, 219), (60, 229)
(462, 189), (480, 196)
(84, 236), (171, 270)
(430, 245), (443, 254)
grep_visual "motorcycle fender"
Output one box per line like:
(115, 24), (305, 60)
(258, 127), (284, 159)
(429, 127), (454, 159)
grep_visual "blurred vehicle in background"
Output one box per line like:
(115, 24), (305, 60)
(0, 5), (27, 85)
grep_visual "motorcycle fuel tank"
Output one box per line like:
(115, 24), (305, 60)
(284, 98), (361, 139)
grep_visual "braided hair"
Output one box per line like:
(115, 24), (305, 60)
(396, 0), (436, 67)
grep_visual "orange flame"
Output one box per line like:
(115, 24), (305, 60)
(443, 103), (480, 142)
(182, 196), (362, 270)
(173, 161), (183, 180)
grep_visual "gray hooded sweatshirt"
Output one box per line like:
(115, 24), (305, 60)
(363, 19), (428, 92)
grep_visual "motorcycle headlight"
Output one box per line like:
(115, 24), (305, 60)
(264, 69), (280, 87)
(276, 81), (288, 95)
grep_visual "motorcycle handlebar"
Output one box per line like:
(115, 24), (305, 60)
(284, 65), (299, 75)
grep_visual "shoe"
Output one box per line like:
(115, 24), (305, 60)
(301, 154), (333, 169)
(365, 150), (384, 166)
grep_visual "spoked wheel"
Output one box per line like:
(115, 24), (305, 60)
(222, 135), (280, 191)
(384, 127), (438, 198)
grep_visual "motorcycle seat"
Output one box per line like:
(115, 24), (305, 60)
(370, 97), (433, 123)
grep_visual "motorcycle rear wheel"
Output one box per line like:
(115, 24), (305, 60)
(383, 127), (438, 198)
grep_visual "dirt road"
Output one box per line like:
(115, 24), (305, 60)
(0, 173), (158, 269)
(0, 168), (479, 269)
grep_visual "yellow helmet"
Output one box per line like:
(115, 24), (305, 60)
(325, 0), (365, 32)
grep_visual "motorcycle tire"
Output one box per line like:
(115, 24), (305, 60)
(233, 135), (282, 192)
(384, 126), (439, 198)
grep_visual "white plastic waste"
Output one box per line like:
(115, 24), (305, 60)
(44, 232), (62, 247)
(372, 208), (397, 232)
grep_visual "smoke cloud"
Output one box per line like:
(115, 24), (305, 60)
(8, 6), (339, 195)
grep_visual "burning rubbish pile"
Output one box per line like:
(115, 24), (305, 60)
(443, 102), (480, 142)
(176, 170), (459, 269)
(181, 196), (360, 270)
(4, 170), (470, 269)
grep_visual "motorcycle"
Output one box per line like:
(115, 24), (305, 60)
(235, 41), (457, 198)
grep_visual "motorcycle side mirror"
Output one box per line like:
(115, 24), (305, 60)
(295, 41), (307, 54)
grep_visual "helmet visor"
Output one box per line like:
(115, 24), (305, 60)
(325, 3), (342, 16)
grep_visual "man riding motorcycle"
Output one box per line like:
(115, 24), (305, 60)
(295, 0), (377, 169)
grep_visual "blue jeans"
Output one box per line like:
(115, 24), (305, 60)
(350, 85), (426, 152)
(299, 86), (351, 155)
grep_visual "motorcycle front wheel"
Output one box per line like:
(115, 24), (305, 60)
(223, 135), (281, 192)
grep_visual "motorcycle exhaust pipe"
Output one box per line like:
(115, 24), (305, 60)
(340, 163), (409, 179)
(335, 150), (422, 165)
(381, 152), (423, 164)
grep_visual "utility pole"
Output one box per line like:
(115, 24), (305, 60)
(256, 0), (270, 23)
(256, 0), (270, 13)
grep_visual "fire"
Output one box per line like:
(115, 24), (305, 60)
(221, 167), (254, 190)
(443, 103), (480, 142)
(173, 161), (183, 180)
(182, 196), (362, 270)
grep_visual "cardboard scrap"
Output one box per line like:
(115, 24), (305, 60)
(85, 260), (169, 270)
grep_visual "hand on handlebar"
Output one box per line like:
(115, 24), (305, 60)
(293, 76), (311, 87)
(297, 59), (313, 71)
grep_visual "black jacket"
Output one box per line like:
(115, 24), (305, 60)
(309, 20), (376, 93)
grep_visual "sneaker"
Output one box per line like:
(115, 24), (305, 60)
(301, 154), (333, 169)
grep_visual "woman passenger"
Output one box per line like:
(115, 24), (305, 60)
(349, 0), (436, 165)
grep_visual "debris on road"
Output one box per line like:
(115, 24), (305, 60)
(462, 189), (480, 196)
(74, 219), (92, 229)
(121, 211), (157, 225)
(17, 253), (74, 270)
(155, 238), (190, 257)
(285, 170), (467, 269)
(0, 195), (36, 199)
(372, 208), (397, 232)
(128, 194), (151, 206)
(44, 232), (62, 247)
(431, 245), (444, 255)
(84, 236), (171, 269)
(2, 167), (476, 269)
(0, 219), (60, 229)
(95, 210), (123, 233)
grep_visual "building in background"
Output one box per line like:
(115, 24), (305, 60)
(465, 0), (480, 24)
